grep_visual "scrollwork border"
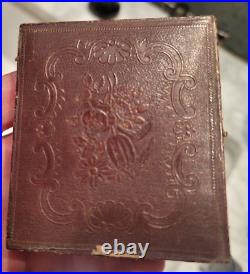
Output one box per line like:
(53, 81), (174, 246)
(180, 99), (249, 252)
(10, 22), (219, 243)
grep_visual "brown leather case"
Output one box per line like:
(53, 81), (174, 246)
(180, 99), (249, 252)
(7, 16), (230, 262)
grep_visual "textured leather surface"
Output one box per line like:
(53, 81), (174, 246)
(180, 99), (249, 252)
(7, 16), (230, 262)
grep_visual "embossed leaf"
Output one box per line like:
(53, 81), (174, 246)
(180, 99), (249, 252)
(94, 75), (109, 94)
(107, 134), (135, 169)
(136, 120), (152, 140)
(117, 118), (151, 141)
(95, 75), (105, 88)
(133, 116), (146, 125)
(91, 100), (110, 112)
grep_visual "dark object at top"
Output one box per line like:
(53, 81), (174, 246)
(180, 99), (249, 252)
(153, 2), (189, 17)
(188, 2), (247, 60)
(89, 2), (120, 19)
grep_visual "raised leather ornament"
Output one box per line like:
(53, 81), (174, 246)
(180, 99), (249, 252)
(7, 16), (230, 262)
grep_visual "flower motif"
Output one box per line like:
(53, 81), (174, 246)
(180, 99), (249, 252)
(72, 73), (152, 185)
(75, 154), (113, 188)
(35, 120), (55, 138)
(82, 108), (110, 140)
(93, 40), (131, 64)
(112, 85), (151, 139)
(89, 201), (132, 231)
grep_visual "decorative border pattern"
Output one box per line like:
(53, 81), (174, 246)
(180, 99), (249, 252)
(27, 33), (200, 230)
(10, 21), (221, 258)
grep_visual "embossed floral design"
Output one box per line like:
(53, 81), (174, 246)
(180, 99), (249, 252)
(92, 40), (131, 64)
(71, 72), (152, 184)
(72, 73), (152, 180)
(31, 37), (200, 231)
(82, 108), (109, 138)
(75, 154), (114, 188)
(88, 201), (132, 231)
(79, 73), (151, 139)
(174, 120), (195, 142)
(112, 85), (151, 139)
(35, 120), (55, 138)
(135, 39), (197, 118)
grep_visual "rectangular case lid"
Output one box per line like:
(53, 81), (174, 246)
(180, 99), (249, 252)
(7, 16), (230, 262)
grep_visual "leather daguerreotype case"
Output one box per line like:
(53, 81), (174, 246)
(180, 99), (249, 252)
(7, 16), (230, 262)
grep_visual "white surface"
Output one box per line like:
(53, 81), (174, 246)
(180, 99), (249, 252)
(2, 2), (248, 272)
